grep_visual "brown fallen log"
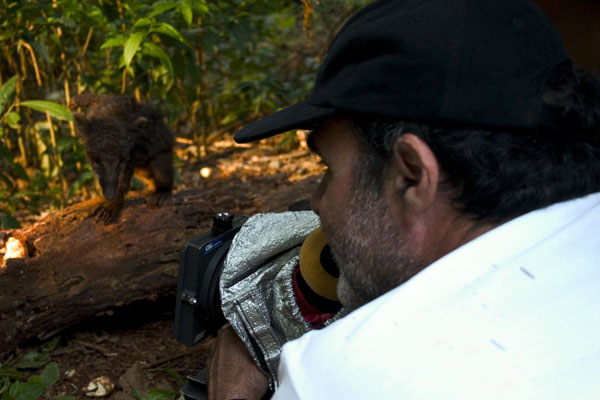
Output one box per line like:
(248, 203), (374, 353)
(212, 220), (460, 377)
(0, 175), (319, 355)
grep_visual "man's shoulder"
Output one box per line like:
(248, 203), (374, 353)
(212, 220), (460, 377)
(275, 192), (600, 399)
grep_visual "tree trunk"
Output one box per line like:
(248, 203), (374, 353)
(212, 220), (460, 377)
(0, 175), (319, 355)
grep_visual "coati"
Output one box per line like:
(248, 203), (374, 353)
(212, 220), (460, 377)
(69, 93), (174, 225)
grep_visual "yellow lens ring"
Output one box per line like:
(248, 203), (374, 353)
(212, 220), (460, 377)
(299, 226), (339, 301)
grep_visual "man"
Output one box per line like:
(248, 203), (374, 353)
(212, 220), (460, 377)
(208, 0), (600, 398)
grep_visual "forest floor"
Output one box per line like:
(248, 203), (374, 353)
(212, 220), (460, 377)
(3, 134), (324, 399)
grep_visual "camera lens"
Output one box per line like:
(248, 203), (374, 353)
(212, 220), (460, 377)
(212, 212), (234, 234)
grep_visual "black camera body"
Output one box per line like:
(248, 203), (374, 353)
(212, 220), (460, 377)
(174, 212), (248, 346)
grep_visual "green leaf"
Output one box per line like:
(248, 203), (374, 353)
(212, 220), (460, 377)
(124, 31), (146, 67)
(193, 0), (209, 14)
(0, 76), (18, 116)
(141, 43), (174, 85)
(0, 366), (25, 382)
(0, 212), (20, 229)
(12, 163), (28, 182)
(149, 23), (190, 48)
(227, 21), (249, 53)
(40, 337), (60, 353)
(0, 171), (14, 190)
(145, 389), (177, 400)
(133, 18), (152, 29)
(100, 36), (127, 49)
(180, 1), (193, 27)
(14, 351), (49, 370)
(40, 362), (58, 387)
(128, 389), (143, 400)
(19, 101), (73, 121)
(148, 1), (178, 18)
(5, 112), (20, 129)
(163, 367), (185, 386)
(0, 141), (28, 181)
(0, 141), (15, 162)
(34, 38), (51, 65)
(0, 376), (12, 395)
(68, 170), (94, 198)
(8, 377), (45, 400)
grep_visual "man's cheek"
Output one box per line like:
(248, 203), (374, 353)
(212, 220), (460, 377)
(318, 218), (347, 263)
(317, 210), (338, 243)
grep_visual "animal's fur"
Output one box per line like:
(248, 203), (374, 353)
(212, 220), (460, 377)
(69, 93), (174, 224)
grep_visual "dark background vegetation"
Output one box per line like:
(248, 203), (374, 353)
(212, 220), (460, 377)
(0, 0), (369, 228)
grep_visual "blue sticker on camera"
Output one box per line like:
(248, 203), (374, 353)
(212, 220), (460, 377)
(204, 238), (224, 254)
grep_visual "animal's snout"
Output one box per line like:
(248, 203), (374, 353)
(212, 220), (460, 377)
(102, 185), (117, 201)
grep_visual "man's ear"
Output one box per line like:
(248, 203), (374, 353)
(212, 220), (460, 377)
(388, 133), (440, 216)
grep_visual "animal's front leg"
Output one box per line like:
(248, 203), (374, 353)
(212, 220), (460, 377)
(93, 198), (124, 225)
(93, 165), (133, 225)
(144, 149), (173, 209)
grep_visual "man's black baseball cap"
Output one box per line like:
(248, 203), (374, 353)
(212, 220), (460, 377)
(234, 0), (570, 143)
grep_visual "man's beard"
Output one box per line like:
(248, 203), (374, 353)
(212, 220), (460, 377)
(321, 163), (427, 311)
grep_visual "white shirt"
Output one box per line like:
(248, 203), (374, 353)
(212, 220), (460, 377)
(274, 193), (600, 399)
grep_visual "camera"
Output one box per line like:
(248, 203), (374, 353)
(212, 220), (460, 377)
(174, 211), (248, 346)
(173, 204), (334, 400)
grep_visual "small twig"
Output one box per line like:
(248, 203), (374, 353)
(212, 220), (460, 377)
(146, 367), (197, 373)
(76, 340), (118, 357)
(18, 40), (42, 86)
(80, 27), (94, 57)
(121, 68), (127, 94)
(50, 344), (83, 357)
(143, 351), (191, 369)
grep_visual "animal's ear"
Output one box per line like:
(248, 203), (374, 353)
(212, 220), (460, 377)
(134, 116), (148, 127)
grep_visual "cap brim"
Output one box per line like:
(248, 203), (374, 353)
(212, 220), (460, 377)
(234, 100), (337, 143)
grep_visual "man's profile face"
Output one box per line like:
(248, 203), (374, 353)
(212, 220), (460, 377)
(309, 118), (426, 310)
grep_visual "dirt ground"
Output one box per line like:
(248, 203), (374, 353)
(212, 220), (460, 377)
(2, 133), (324, 399)
(40, 299), (213, 399)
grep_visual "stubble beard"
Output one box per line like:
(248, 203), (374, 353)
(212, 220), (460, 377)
(321, 162), (427, 311)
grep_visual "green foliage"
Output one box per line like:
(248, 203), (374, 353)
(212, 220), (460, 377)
(0, 338), (62, 400)
(0, 77), (18, 115)
(0, 0), (372, 223)
(163, 367), (185, 387)
(146, 389), (178, 400)
(126, 367), (185, 400)
(18, 101), (73, 122)
(6, 376), (46, 400)
(130, 388), (179, 400)
(0, 76), (73, 220)
(12, 353), (49, 371)
(0, 212), (20, 229)
(1, 363), (57, 400)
